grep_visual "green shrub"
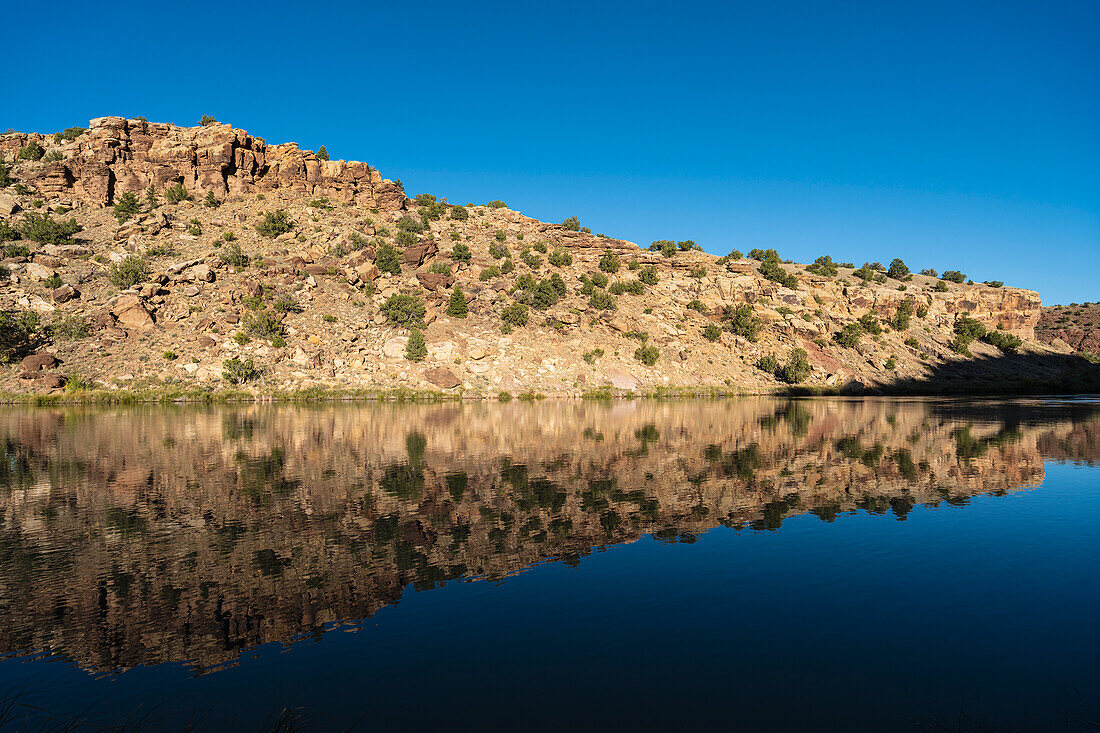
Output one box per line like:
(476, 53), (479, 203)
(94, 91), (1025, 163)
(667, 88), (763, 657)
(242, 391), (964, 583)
(805, 255), (838, 277)
(703, 323), (722, 342)
(47, 314), (86, 341)
(204, 191), (221, 208)
(634, 344), (659, 365)
(223, 357), (260, 383)
(835, 322), (864, 348)
(779, 348), (812, 384)
(982, 329), (1022, 353)
(316, 145), (329, 161)
(163, 351), (177, 360)
(55, 127), (86, 142)
(756, 354), (779, 374)
(500, 258), (515, 274)
(487, 200), (507, 208)
(113, 192), (142, 223)
(18, 212), (82, 244)
(954, 315), (987, 341)
(949, 334), (973, 355)
(690, 265), (707, 278)
(599, 250), (621, 273)
(447, 287), (469, 318)
(186, 218), (202, 236)
(562, 216), (581, 231)
(760, 259), (798, 288)
(891, 299), (915, 331)
(256, 209), (294, 238)
(199, 115), (218, 126)
(582, 348), (604, 364)
(273, 293), (302, 313)
(374, 241), (403, 275)
(723, 304), (761, 341)
(589, 289), (617, 311)
(43, 273), (62, 289)
(502, 301), (529, 327)
(941, 270), (966, 283)
(108, 255), (150, 288)
(17, 141), (45, 161)
(145, 184), (159, 208)
(858, 313), (883, 335)
(0, 310), (41, 362)
(887, 258), (910, 280)
(933, 281), (949, 292)
(405, 329), (427, 361)
(489, 241), (509, 259)
(687, 299), (707, 314)
(609, 279), (645, 295)
(521, 250), (542, 270)
(548, 248), (573, 267)
(219, 241), (250, 268)
(381, 293), (426, 327)
(2, 241), (28, 258)
(884, 356), (897, 370)
(395, 229), (419, 248)
(243, 309), (285, 341)
(984, 280), (1004, 288)
(396, 215), (424, 233)
(450, 242), (471, 262)
(450, 205), (469, 221)
(164, 183), (190, 204)
(637, 265), (658, 285)
(429, 261), (452, 276)
(479, 266), (501, 281)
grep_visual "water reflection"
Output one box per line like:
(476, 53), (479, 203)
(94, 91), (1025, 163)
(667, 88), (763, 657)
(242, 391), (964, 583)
(0, 398), (1097, 675)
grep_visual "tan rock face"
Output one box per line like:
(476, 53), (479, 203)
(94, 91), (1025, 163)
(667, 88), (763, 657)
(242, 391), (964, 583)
(5, 117), (406, 211)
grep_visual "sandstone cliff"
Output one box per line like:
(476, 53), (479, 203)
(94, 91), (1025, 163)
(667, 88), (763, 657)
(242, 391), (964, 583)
(0, 117), (1089, 398)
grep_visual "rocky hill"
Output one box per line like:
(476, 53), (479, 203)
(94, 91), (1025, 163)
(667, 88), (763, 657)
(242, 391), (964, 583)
(0, 116), (1092, 398)
(1037, 301), (1100, 360)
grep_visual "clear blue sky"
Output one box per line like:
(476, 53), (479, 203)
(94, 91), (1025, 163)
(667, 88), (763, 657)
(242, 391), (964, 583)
(7, 0), (1097, 304)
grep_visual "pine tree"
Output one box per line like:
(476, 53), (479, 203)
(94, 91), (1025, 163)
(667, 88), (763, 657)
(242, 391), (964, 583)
(405, 329), (427, 361)
(447, 287), (468, 318)
(145, 183), (158, 208)
(317, 145), (329, 161)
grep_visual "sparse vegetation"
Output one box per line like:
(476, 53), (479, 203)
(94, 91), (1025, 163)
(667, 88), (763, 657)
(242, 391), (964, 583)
(562, 216), (581, 231)
(723, 304), (761, 341)
(447, 287), (469, 318)
(0, 310), (41, 362)
(941, 270), (967, 284)
(112, 192), (141, 223)
(256, 209), (294, 238)
(18, 212), (82, 244)
(634, 344), (659, 366)
(381, 293), (426, 328)
(599, 250), (621, 273)
(164, 183), (190, 204)
(108, 255), (150, 288)
(223, 357), (261, 383)
(835, 322), (863, 348)
(405, 329), (427, 361)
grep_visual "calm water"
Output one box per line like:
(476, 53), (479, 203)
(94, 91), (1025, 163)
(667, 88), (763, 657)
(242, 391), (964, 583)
(0, 398), (1098, 731)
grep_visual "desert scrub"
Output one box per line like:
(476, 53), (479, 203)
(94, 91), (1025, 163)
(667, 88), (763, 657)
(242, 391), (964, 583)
(588, 289), (617, 311)
(186, 218), (203, 236)
(48, 314), (88, 341)
(256, 209), (294, 238)
(381, 294), (426, 328)
(634, 344), (659, 366)
(450, 205), (469, 221)
(703, 323), (722, 342)
(723, 304), (761, 342)
(165, 183), (190, 204)
(562, 216), (581, 231)
(638, 265), (658, 285)
(582, 348), (605, 364)
(687, 299), (708, 314)
(222, 357), (261, 384)
(755, 354), (780, 374)
(446, 287), (469, 318)
(17, 141), (45, 161)
(941, 270), (967, 284)
(374, 241), (403, 275)
(219, 241), (250, 268)
(0, 310), (41, 362)
(599, 250), (621, 273)
(521, 250), (542, 270)
(450, 242), (472, 262)
(405, 329), (427, 361)
(479, 266), (501, 281)
(108, 255), (150, 288)
(501, 301), (529, 328)
(760, 259), (798, 289)
(18, 212), (82, 244)
(204, 191), (221, 208)
(609, 279), (645, 295)
(983, 328), (1022, 353)
(243, 309), (286, 341)
(858, 313), (883, 335)
(112, 192), (141, 223)
(835, 322), (864, 348)
(779, 348), (811, 384)
(489, 241), (509, 259)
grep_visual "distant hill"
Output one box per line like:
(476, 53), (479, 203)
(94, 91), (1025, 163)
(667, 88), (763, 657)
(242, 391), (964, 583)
(0, 116), (1095, 398)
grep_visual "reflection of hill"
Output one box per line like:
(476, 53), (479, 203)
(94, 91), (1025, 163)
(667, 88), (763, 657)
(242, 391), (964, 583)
(0, 399), (1096, 674)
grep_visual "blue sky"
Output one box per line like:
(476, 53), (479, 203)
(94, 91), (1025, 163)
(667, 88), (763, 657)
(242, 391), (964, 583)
(7, 0), (1097, 304)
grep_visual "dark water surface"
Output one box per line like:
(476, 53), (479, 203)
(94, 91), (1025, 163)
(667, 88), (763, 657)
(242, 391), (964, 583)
(0, 398), (1098, 731)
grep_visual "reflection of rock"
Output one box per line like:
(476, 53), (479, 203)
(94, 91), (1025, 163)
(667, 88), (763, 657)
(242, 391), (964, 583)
(0, 400), (1093, 675)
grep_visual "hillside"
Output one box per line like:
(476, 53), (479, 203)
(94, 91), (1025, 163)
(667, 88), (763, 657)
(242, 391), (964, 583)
(0, 116), (1093, 398)
(1037, 302), (1100, 360)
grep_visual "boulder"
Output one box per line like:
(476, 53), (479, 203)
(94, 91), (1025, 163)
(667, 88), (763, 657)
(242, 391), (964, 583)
(188, 264), (214, 282)
(111, 294), (155, 331)
(24, 262), (55, 280)
(52, 284), (79, 303)
(416, 271), (455, 290)
(404, 242), (438, 267)
(20, 353), (58, 373)
(422, 367), (461, 389)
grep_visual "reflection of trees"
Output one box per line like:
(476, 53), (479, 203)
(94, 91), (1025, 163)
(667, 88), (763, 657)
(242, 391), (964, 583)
(0, 399), (1095, 674)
